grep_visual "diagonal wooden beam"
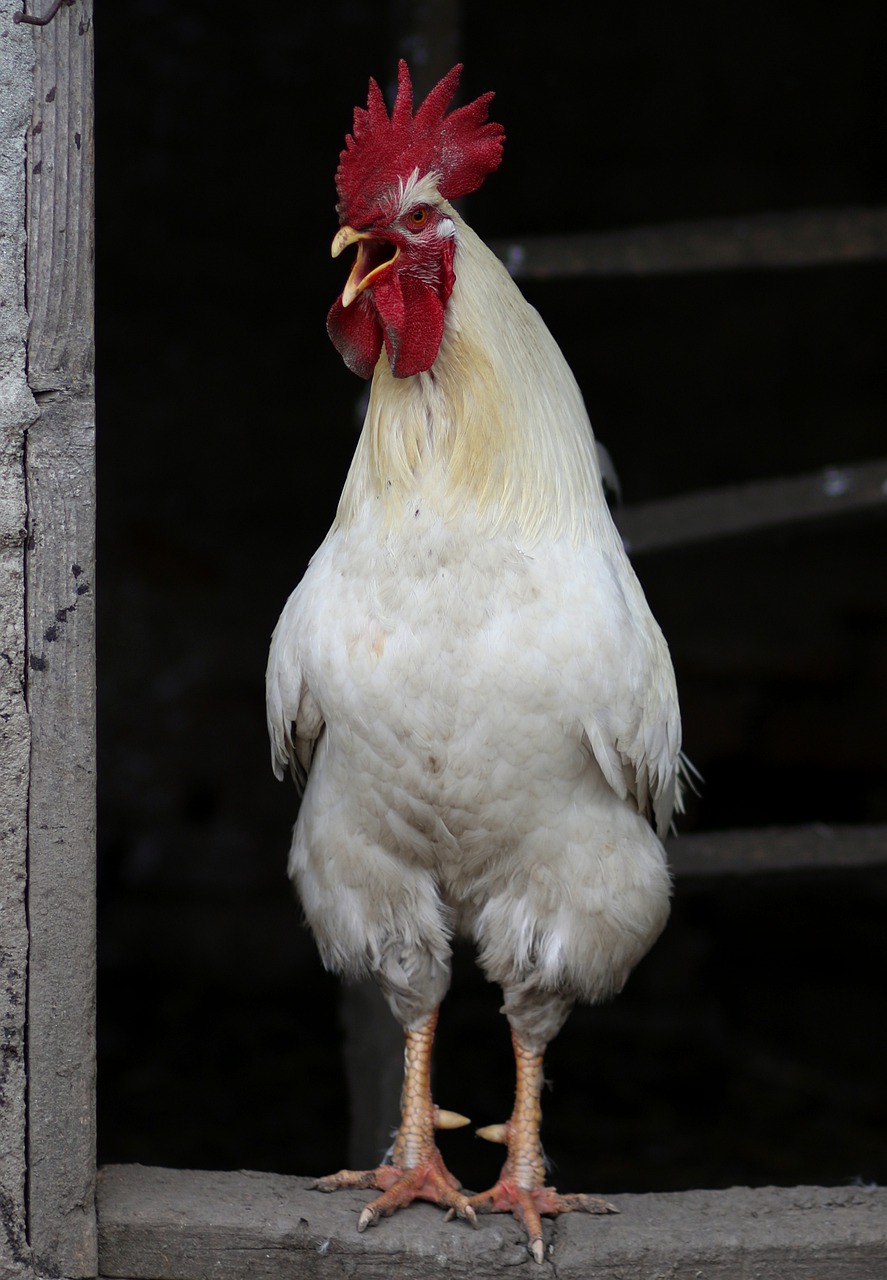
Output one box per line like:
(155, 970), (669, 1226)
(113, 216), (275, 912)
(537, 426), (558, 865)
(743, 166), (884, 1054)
(492, 206), (887, 279)
(616, 457), (887, 555)
(666, 823), (887, 878)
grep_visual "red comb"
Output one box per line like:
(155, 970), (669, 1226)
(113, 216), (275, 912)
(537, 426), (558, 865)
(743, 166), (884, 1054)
(335, 61), (505, 228)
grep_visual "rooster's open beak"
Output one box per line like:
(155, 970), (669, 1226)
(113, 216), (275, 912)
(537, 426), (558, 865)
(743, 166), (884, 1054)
(332, 226), (400, 308)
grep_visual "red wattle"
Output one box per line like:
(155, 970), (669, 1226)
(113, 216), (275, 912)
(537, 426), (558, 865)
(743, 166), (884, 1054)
(373, 271), (445, 379)
(326, 293), (384, 380)
(328, 241), (455, 380)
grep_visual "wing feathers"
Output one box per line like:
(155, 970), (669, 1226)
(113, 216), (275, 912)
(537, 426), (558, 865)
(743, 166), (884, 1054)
(580, 617), (683, 837)
(266, 601), (325, 795)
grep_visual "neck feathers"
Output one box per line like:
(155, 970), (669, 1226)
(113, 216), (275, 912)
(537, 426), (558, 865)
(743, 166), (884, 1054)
(333, 211), (610, 548)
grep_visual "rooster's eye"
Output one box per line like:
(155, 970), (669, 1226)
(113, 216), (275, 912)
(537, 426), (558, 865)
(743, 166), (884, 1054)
(409, 207), (428, 227)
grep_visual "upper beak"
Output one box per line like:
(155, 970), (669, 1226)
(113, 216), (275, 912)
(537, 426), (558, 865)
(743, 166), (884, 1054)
(331, 226), (399, 308)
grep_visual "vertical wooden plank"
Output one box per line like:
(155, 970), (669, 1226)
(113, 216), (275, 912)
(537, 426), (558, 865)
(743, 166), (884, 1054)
(24, 2), (97, 1276)
(0, 6), (38, 1275)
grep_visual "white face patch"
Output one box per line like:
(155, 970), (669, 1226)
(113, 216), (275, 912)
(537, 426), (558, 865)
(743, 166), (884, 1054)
(435, 217), (455, 241)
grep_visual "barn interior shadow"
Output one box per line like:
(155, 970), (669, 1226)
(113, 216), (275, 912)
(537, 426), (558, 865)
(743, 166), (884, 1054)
(95, 2), (887, 1194)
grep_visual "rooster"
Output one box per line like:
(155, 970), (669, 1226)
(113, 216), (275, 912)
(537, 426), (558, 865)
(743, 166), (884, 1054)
(266, 62), (683, 1263)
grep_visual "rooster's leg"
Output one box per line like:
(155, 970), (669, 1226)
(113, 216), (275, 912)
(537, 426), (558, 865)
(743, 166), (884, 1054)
(313, 1007), (477, 1230)
(460, 1027), (617, 1263)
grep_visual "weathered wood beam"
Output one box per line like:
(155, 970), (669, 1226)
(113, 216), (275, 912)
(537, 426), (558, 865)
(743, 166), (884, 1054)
(492, 205), (887, 279)
(96, 1164), (887, 1280)
(617, 457), (887, 555)
(0, 9), (38, 1276)
(23, 3), (97, 1277)
(667, 823), (887, 878)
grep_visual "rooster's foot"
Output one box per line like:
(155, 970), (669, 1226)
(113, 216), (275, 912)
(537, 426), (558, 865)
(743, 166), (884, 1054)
(313, 1150), (478, 1231)
(452, 1178), (617, 1263)
(313, 1013), (477, 1231)
(458, 1032), (619, 1261)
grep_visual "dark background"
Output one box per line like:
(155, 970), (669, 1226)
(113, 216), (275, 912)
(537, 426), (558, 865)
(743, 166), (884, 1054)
(96, 2), (887, 1194)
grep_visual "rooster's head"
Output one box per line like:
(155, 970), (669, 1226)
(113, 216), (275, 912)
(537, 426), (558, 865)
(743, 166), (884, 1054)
(327, 61), (504, 379)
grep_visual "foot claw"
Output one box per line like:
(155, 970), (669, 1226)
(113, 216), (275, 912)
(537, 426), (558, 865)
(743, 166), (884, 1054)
(476, 1122), (509, 1144)
(439, 1193), (478, 1228)
(435, 1107), (471, 1130)
(356, 1204), (376, 1233)
(529, 1237), (545, 1265)
(443, 1201), (477, 1227)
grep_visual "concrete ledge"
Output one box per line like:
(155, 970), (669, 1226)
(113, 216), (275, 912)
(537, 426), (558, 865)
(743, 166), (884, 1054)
(97, 1164), (887, 1279)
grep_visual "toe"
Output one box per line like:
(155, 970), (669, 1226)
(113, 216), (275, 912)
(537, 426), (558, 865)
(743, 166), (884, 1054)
(312, 1169), (379, 1193)
(541, 1190), (619, 1216)
(512, 1188), (546, 1263)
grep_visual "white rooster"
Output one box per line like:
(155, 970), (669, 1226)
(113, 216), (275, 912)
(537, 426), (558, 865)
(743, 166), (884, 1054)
(266, 61), (683, 1263)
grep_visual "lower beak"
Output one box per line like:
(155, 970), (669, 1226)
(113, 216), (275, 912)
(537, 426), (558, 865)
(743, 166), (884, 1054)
(331, 226), (399, 307)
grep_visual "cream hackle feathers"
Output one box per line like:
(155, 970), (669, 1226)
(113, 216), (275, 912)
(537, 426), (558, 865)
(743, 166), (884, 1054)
(331, 195), (610, 549)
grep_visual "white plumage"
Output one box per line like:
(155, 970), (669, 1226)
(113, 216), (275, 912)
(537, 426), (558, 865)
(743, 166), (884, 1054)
(267, 214), (680, 1041)
(266, 70), (683, 1260)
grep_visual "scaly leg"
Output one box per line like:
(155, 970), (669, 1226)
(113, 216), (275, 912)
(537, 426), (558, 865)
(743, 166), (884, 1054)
(458, 1027), (617, 1263)
(313, 1007), (477, 1231)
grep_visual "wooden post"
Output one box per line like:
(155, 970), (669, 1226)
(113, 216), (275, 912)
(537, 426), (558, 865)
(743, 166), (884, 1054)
(23, 2), (97, 1276)
(0, 5), (38, 1275)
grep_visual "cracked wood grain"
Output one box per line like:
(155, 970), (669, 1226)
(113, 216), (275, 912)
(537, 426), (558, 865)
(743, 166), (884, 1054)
(24, 2), (97, 1276)
(97, 1165), (887, 1280)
